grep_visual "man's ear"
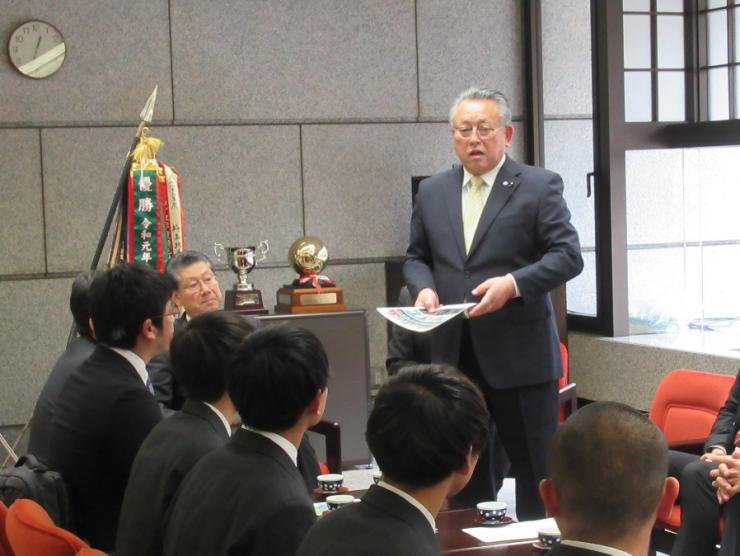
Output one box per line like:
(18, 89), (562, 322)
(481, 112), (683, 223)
(140, 318), (158, 341)
(306, 388), (328, 418)
(656, 476), (680, 519)
(539, 479), (561, 518)
(504, 124), (514, 147)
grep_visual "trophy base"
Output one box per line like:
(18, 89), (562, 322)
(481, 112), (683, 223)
(274, 286), (346, 314)
(225, 289), (269, 315)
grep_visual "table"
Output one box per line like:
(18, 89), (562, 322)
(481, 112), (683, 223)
(437, 509), (544, 554)
(314, 488), (546, 555)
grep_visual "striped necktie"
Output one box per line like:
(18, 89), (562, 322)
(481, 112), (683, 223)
(463, 175), (486, 254)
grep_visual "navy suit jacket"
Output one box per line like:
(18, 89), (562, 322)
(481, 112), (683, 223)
(116, 399), (230, 556)
(47, 345), (162, 551)
(404, 159), (582, 388)
(296, 485), (439, 555)
(163, 428), (316, 556)
(705, 370), (740, 453)
(29, 336), (96, 464)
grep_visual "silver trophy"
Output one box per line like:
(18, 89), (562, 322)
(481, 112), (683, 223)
(214, 241), (270, 314)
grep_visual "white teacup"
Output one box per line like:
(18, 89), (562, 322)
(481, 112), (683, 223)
(326, 494), (355, 510)
(317, 473), (344, 492)
(538, 527), (561, 547)
(476, 501), (507, 522)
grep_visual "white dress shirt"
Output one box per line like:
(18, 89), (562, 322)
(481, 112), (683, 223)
(109, 346), (150, 387)
(376, 481), (436, 532)
(203, 401), (232, 437)
(242, 426), (298, 466)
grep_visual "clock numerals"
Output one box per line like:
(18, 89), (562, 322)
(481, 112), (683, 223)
(15, 35), (24, 43)
(12, 46), (18, 54)
(32, 24), (39, 32)
(8, 20), (66, 78)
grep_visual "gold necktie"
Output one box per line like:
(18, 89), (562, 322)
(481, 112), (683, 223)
(463, 176), (486, 254)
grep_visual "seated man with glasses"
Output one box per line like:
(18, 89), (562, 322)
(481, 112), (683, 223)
(48, 263), (177, 552)
(148, 250), (222, 412)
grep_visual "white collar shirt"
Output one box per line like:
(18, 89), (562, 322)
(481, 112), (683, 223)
(242, 426), (298, 466)
(109, 346), (150, 387)
(376, 481), (436, 532)
(203, 402), (232, 437)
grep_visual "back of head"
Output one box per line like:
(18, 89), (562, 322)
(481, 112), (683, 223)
(227, 324), (329, 432)
(88, 263), (177, 349)
(548, 401), (668, 538)
(367, 364), (489, 488)
(70, 271), (96, 339)
(170, 311), (259, 403)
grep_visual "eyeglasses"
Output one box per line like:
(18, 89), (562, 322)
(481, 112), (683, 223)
(453, 126), (501, 139)
(153, 304), (181, 320)
(181, 273), (217, 294)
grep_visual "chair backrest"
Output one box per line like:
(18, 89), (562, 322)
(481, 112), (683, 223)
(0, 501), (14, 556)
(649, 369), (736, 443)
(558, 342), (569, 389)
(6, 499), (87, 556)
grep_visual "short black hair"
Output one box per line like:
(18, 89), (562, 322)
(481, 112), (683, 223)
(70, 272), (96, 339)
(166, 251), (214, 282)
(170, 311), (259, 403)
(227, 324), (329, 432)
(548, 401), (669, 538)
(89, 263), (177, 349)
(366, 364), (489, 488)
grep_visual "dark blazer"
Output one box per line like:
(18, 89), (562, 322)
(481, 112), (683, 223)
(385, 286), (432, 376)
(116, 399), (230, 556)
(147, 315), (188, 411)
(28, 336), (96, 464)
(404, 159), (583, 389)
(296, 485), (439, 556)
(705, 370), (740, 453)
(549, 544), (615, 556)
(47, 345), (162, 551)
(163, 428), (316, 556)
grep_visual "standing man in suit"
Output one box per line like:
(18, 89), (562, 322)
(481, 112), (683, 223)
(404, 87), (583, 517)
(671, 370), (740, 556)
(29, 271), (97, 463)
(48, 263), (177, 551)
(297, 364), (489, 556)
(116, 311), (259, 556)
(163, 324), (328, 556)
(539, 402), (678, 556)
(148, 250), (222, 411)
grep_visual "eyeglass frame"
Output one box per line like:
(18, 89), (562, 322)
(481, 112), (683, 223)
(452, 125), (504, 139)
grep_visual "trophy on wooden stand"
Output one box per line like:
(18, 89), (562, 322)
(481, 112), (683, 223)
(214, 241), (270, 315)
(275, 236), (346, 314)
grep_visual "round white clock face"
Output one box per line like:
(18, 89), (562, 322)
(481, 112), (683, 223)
(8, 20), (66, 79)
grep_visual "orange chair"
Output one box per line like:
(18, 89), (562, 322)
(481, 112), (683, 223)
(558, 342), (577, 421)
(75, 549), (107, 556)
(649, 369), (736, 531)
(0, 501), (14, 556)
(309, 420), (342, 474)
(6, 499), (89, 556)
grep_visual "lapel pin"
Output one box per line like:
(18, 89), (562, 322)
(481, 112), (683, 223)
(502, 180), (517, 188)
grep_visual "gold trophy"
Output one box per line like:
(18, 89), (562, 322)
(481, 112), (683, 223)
(214, 241), (270, 315)
(275, 237), (346, 314)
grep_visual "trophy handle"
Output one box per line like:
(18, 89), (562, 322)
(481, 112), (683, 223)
(213, 242), (225, 264)
(256, 240), (270, 263)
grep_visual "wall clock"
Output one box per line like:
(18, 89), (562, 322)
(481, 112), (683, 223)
(8, 20), (66, 79)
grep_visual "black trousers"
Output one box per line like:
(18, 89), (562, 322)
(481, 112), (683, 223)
(670, 450), (740, 556)
(451, 321), (558, 520)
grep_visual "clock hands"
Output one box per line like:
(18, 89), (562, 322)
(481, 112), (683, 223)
(33, 35), (42, 59)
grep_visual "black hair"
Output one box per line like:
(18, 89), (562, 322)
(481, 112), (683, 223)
(170, 311), (259, 403)
(166, 251), (214, 282)
(366, 364), (489, 488)
(548, 401), (669, 538)
(88, 263), (177, 349)
(70, 271), (96, 339)
(227, 324), (329, 432)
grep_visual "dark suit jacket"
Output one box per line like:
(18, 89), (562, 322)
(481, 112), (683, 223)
(28, 336), (96, 464)
(386, 286), (432, 376)
(116, 399), (230, 556)
(404, 159), (582, 389)
(549, 544), (615, 556)
(163, 428), (316, 556)
(705, 370), (740, 453)
(47, 345), (162, 551)
(296, 485), (439, 556)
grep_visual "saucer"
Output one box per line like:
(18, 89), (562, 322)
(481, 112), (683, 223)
(532, 541), (551, 551)
(475, 515), (514, 527)
(313, 485), (350, 495)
